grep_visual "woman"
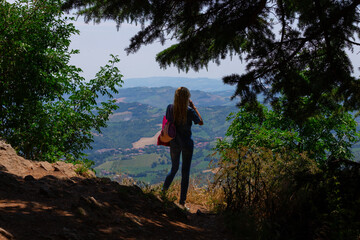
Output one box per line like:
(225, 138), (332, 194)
(163, 87), (203, 206)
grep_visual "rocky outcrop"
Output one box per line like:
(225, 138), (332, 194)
(0, 140), (228, 240)
(0, 140), (95, 179)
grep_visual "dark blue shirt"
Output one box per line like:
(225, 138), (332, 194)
(166, 104), (201, 147)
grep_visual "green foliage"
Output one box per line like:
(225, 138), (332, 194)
(214, 145), (319, 212)
(0, 0), (123, 163)
(222, 102), (360, 165)
(74, 161), (93, 176)
(63, 0), (360, 121)
(62, 1), (360, 237)
(213, 103), (360, 239)
(212, 144), (326, 239)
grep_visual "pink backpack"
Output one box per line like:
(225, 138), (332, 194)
(158, 116), (176, 145)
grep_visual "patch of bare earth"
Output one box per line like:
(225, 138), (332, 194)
(115, 97), (126, 103)
(132, 130), (161, 149)
(109, 111), (133, 121)
(0, 141), (232, 240)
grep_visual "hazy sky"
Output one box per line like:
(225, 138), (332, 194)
(69, 18), (360, 83)
(6, 0), (360, 83)
(69, 20), (245, 81)
(5, 0), (244, 83)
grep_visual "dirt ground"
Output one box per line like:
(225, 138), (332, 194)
(132, 130), (161, 149)
(0, 141), (232, 240)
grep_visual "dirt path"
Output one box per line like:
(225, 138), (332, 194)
(0, 140), (232, 240)
(0, 172), (231, 240)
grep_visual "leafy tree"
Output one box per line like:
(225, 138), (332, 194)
(0, 0), (123, 163)
(62, 1), (360, 237)
(63, 0), (360, 121)
(212, 101), (360, 239)
(217, 100), (360, 166)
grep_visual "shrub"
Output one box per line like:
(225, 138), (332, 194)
(212, 103), (360, 239)
(212, 145), (322, 239)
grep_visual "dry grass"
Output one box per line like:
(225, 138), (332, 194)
(113, 171), (227, 212)
(140, 178), (226, 212)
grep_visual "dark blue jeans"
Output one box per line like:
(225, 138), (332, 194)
(163, 142), (193, 204)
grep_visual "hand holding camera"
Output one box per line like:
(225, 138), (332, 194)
(189, 99), (195, 109)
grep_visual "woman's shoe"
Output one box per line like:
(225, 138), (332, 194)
(179, 201), (189, 211)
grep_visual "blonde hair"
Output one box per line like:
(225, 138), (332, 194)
(173, 87), (191, 125)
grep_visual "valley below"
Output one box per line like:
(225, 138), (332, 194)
(88, 85), (360, 186)
(88, 86), (237, 185)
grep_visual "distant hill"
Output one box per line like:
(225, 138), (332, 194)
(88, 85), (360, 184)
(88, 87), (237, 184)
(122, 76), (235, 92)
(89, 101), (235, 152)
(108, 86), (237, 108)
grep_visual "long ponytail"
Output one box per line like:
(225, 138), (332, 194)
(173, 87), (190, 125)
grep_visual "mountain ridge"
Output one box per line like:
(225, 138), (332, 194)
(89, 87), (237, 184)
(122, 76), (235, 92)
(99, 86), (237, 108)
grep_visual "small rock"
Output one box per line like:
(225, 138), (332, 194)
(40, 162), (54, 171)
(0, 227), (14, 240)
(80, 178), (97, 185)
(65, 178), (76, 186)
(99, 177), (112, 184)
(24, 175), (35, 182)
(0, 164), (8, 171)
(53, 162), (78, 178)
(76, 207), (87, 217)
(89, 196), (102, 208)
(38, 185), (58, 198)
(196, 209), (206, 216)
(86, 170), (96, 178)
(82, 196), (103, 208)
(40, 175), (59, 182)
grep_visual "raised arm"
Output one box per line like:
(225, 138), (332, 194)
(189, 99), (203, 125)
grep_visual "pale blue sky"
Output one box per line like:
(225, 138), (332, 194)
(6, 0), (360, 83)
(69, 19), (360, 83)
(69, 20), (245, 81)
